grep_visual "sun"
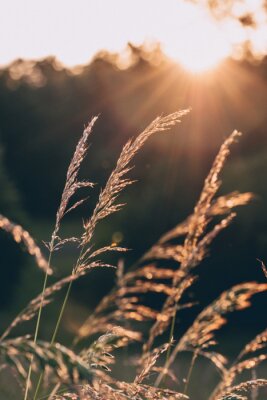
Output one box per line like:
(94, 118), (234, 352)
(179, 33), (229, 74)
(161, 5), (231, 74)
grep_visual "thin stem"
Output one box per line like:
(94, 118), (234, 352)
(166, 312), (177, 364)
(184, 350), (198, 395)
(24, 358), (33, 400)
(251, 368), (258, 400)
(52, 281), (73, 345)
(34, 271), (50, 344)
(33, 281), (73, 400)
(34, 245), (84, 399)
(47, 382), (61, 400)
(155, 305), (177, 388)
(24, 250), (52, 400)
(33, 373), (43, 400)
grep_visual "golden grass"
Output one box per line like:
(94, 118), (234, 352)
(0, 111), (266, 399)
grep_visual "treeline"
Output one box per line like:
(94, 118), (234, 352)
(0, 46), (267, 219)
(0, 45), (267, 312)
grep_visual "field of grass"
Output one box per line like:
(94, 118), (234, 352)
(0, 111), (266, 400)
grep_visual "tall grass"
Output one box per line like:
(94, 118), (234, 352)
(0, 111), (266, 399)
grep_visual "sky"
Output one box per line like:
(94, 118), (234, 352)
(1, 0), (267, 72)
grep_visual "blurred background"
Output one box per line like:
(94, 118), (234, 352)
(0, 0), (267, 397)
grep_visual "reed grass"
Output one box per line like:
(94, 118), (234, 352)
(0, 111), (266, 399)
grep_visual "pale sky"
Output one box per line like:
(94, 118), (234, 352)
(1, 0), (266, 72)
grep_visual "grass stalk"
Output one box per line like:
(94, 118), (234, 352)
(51, 280), (73, 345)
(24, 250), (52, 400)
(155, 306), (177, 388)
(166, 311), (177, 364)
(33, 244), (85, 399)
(2, 117), (262, 400)
(33, 280), (73, 400)
(184, 349), (198, 395)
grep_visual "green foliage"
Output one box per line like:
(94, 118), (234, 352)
(0, 142), (24, 220)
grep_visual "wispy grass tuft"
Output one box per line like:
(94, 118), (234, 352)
(0, 111), (266, 400)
